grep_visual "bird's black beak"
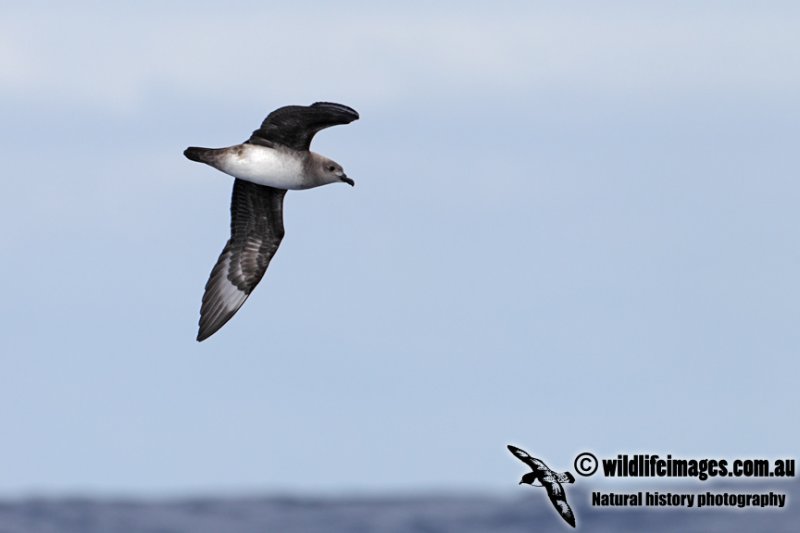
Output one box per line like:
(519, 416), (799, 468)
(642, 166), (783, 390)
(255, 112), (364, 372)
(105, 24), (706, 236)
(341, 175), (354, 186)
(519, 481), (524, 485)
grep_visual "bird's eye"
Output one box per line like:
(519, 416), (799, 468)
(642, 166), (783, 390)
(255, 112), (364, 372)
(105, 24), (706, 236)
(328, 165), (336, 172)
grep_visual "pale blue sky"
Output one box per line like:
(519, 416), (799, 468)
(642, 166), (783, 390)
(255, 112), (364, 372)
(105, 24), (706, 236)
(1, 1), (798, 496)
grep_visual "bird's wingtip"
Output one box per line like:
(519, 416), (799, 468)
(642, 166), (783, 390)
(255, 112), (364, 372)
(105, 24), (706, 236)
(311, 101), (359, 121)
(196, 323), (216, 342)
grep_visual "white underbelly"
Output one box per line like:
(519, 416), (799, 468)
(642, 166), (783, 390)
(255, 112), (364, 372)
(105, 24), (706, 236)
(217, 145), (308, 190)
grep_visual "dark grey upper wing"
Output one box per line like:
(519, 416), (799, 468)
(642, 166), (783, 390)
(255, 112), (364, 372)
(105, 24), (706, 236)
(247, 102), (359, 151)
(545, 481), (576, 528)
(197, 179), (287, 341)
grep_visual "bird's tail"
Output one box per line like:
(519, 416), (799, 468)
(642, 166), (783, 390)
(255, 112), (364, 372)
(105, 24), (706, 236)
(184, 146), (217, 164)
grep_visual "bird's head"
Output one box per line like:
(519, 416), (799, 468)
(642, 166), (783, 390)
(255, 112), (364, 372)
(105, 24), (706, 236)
(316, 156), (353, 186)
(519, 472), (539, 485)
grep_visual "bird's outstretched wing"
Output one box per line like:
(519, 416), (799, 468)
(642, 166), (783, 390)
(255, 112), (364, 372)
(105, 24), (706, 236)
(507, 445), (575, 483)
(247, 102), (359, 151)
(507, 445), (552, 473)
(545, 481), (576, 528)
(197, 179), (286, 341)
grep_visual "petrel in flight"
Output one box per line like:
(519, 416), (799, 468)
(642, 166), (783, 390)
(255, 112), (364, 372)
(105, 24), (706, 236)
(508, 444), (577, 528)
(184, 102), (359, 341)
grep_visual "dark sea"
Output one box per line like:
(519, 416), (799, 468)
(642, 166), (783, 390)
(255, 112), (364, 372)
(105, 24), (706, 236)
(0, 486), (795, 532)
